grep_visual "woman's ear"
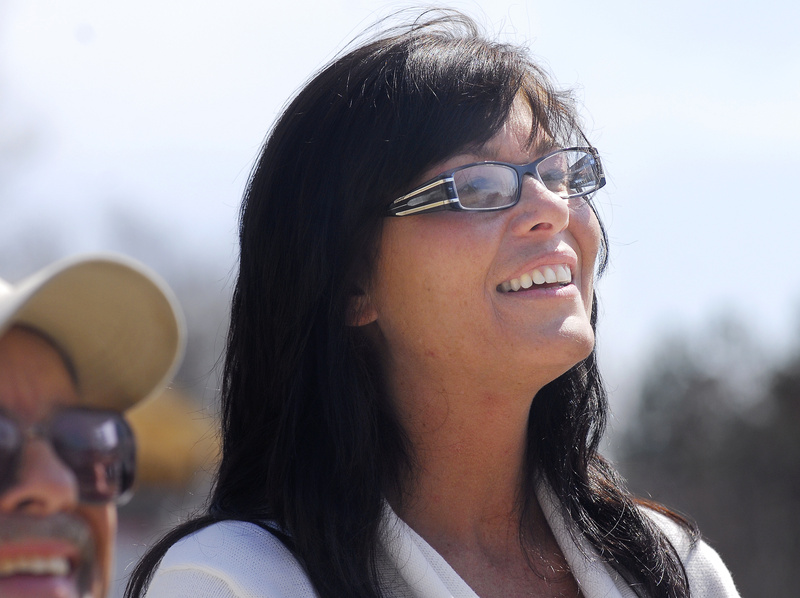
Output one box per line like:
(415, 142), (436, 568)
(346, 291), (378, 327)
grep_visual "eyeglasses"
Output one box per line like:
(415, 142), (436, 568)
(387, 146), (605, 217)
(0, 407), (135, 504)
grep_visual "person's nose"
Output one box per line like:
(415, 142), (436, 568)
(0, 439), (80, 515)
(508, 175), (570, 237)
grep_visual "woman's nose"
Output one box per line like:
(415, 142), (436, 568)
(509, 176), (570, 236)
(0, 439), (80, 515)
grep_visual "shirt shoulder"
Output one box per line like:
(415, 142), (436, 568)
(145, 520), (318, 598)
(644, 510), (741, 598)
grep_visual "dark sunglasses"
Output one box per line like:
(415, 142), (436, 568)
(387, 146), (605, 217)
(0, 406), (135, 504)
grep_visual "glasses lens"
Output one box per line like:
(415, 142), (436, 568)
(0, 414), (22, 493)
(49, 409), (135, 503)
(537, 150), (600, 198)
(453, 164), (517, 209)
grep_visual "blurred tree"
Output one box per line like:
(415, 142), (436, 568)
(618, 314), (800, 597)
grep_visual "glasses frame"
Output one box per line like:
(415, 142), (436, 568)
(387, 146), (605, 217)
(0, 406), (136, 504)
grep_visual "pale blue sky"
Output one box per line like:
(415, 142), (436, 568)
(2, 0), (799, 405)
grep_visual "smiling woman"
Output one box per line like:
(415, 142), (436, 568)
(126, 9), (739, 598)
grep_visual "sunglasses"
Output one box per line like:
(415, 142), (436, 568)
(387, 147), (605, 217)
(0, 406), (135, 504)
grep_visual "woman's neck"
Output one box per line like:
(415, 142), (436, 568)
(387, 390), (576, 597)
(383, 360), (581, 596)
(388, 376), (538, 550)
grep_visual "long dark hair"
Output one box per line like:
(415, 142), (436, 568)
(127, 11), (695, 598)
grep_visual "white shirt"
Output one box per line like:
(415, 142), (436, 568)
(145, 487), (739, 598)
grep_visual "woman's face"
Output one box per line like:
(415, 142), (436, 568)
(362, 98), (603, 396)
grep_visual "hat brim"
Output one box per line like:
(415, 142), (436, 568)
(0, 254), (185, 411)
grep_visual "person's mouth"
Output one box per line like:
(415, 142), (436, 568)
(0, 514), (95, 598)
(0, 549), (80, 598)
(0, 549), (79, 597)
(498, 264), (572, 293)
(0, 555), (72, 576)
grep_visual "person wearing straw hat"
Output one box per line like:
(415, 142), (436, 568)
(0, 253), (184, 598)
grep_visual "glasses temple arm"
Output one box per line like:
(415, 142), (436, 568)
(387, 178), (456, 217)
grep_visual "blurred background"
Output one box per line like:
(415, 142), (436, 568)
(1, 0), (798, 595)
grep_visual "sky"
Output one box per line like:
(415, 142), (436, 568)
(2, 0), (799, 409)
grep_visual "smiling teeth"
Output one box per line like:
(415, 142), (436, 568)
(0, 557), (71, 577)
(500, 264), (572, 292)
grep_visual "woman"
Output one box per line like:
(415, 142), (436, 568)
(127, 11), (739, 598)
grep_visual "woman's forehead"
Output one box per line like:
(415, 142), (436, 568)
(423, 102), (556, 179)
(455, 98), (553, 159)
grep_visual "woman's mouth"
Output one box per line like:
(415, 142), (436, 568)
(498, 264), (572, 293)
